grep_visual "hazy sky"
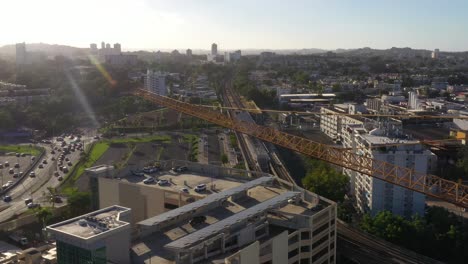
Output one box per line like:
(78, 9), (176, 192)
(2, 0), (468, 51)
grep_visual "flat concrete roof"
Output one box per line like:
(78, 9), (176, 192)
(47, 205), (130, 239)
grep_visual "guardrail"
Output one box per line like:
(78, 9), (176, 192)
(1, 147), (46, 196)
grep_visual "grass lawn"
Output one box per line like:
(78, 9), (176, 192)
(73, 142), (110, 180)
(106, 135), (171, 144)
(0, 145), (42, 156)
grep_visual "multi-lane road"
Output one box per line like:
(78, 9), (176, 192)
(0, 134), (95, 223)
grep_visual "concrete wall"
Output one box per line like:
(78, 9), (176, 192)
(239, 241), (260, 264)
(98, 178), (170, 225)
(272, 231), (288, 264)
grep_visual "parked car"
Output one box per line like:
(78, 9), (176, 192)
(54, 171), (60, 177)
(8, 168), (14, 174)
(189, 215), (207, 226)
(143, 178), (155, 184)
(58, 176), (63, 181)
(4, 161), (9, 167)
(175, 166), (188, 173)
(158, 179), (169, 186)
(194, 184), (207, 193)
(42, 159), (47, 164)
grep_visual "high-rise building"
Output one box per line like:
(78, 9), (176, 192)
(15, 42), (28, 65)
(431, 48), (440, 59)
(113, 43), (121, 53)
(211, 43), (218, 56)
(90, 43), (98, 50)
(186, 48), (192, 57)
(145, 70), (167, 96)
(341, 126), (436, 217)
(47, 205), (132, 264)
(408, 91), (419, 110)
(105, 43), (111, 49)
(101, 42), (105, 49)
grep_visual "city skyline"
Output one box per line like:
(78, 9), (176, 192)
(2, 0), (468, 51)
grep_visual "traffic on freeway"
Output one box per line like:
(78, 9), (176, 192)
(0, 133), (96, 223)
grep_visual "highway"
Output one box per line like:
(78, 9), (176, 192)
(0, 134), (94, 223)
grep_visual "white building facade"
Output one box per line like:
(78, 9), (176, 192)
(341, 126), (436, 217)
(145, 70), (167, 96)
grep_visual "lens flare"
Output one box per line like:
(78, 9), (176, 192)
(65, 71), (100, 128)
(88, 55), (117, 86)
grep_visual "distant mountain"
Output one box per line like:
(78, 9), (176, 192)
(0, 43), (87, 57)
(335, 47), (432, 57)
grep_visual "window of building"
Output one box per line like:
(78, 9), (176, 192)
(312, 235), (328, 249)
(312, 247), (329, 262)
(301, 231), (310, 240)
(312, 222), (329, 236)
(288, 248), (299, 259)
(300, 258), (310, 264)
(300, 246), (310, 252)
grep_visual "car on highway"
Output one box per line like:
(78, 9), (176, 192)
(3, 196), (12, 203)
(21, 153), (26, 157)
(62, 167), (69, 173)
(0, 164), (3, 169)
(158, 179), (169, 186)
(51, 150), (55, 154)
(54, 171), (60, 177)
(27, 203), (40, 209)
(195, 184), (207, 193)
(4, 161), (9, 167)
(31, 156), (35, 161)
(51, 157), (56, 161)
(67, 161), (73, 166)
(58, 176), (63, 181)
(15, 153), (20, 157)
(143, 178), (155, 184)
(14, 163), (19, 168)
(13, 173), (19, 178)
(8, 168), (14, 174)
(29, 172), (36, 178)
(42, 159), (47, 164)
(24, 198), (33, 205)
(38, 164), (44, 169)
(176, 166), (188, 173)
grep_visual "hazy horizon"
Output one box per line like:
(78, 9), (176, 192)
(2, 0), (468, 51)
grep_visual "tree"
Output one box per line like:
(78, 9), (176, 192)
(34, 206), (53, 228)
(221, 153), (228, 164)
(65, 188), (91, 217)
(301, 159), (349, 202)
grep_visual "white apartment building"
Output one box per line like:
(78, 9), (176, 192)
(144, 69), (167, 96)
(341, 125), (436, 217)
(320, 107), (363, 143)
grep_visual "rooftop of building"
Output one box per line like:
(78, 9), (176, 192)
(130, 171), (331, 264)
(47, 205), (130, 240)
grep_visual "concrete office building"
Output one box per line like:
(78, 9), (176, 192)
(431, 49), (440, 59)
(211, 43), (218, 56)
(47, 205), (132, 264)
(88, 160), (337, 264)
(225, 50), (242, 63)
(144, 70), (167, 96)
(341, 125), (436, 217)
(15, 42), (28, 65)
(113, 43), (121, 53)
(90, 43), (98, 50)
